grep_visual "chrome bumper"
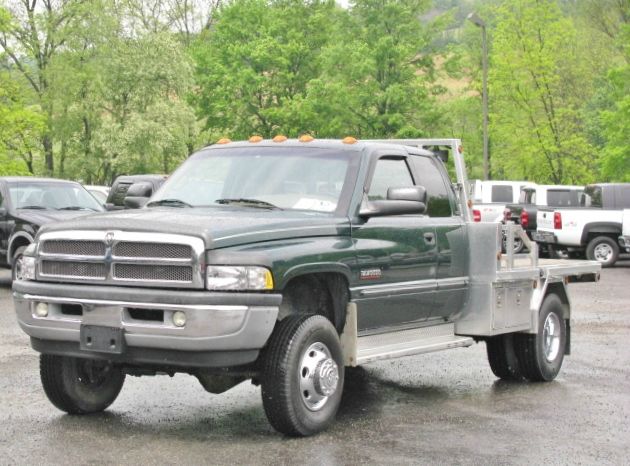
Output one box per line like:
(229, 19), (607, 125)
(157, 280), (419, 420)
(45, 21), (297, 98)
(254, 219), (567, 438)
(13, 281), (281, 360)
(619, 235), (630, 250)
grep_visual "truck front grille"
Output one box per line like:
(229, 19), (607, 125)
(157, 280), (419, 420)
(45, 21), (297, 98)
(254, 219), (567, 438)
(41, 240), (106, 257)
(114, 263), (193, 282)
(37, 232), (204, 289)
(41, 261), (107, 279)
(113, 242), (192, 259)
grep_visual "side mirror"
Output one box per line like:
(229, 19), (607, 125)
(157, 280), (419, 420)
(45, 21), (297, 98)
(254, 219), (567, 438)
(360, 186), (427, 218)
(123, 182), (153, 209)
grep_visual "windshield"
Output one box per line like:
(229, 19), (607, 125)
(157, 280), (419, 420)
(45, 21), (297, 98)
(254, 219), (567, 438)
(8, 181), (104, 211)
(150, 147), (354, 213)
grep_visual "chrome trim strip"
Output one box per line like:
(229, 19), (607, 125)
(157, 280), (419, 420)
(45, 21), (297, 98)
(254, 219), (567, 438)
(20, 293), (246, 312)
(353, 276), (469, 297)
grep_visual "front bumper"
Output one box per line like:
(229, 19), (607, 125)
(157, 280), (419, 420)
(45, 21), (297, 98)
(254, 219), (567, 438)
(619, 235), (630, 251)
(13, 280), (281, 368)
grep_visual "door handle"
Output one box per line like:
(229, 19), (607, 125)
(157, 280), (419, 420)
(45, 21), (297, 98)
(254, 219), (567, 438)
(423, 232), (435, 244)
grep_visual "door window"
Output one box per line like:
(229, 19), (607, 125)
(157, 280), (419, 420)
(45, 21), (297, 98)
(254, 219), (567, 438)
(368, 158), (414, 201)
(410, 155), (453, 217)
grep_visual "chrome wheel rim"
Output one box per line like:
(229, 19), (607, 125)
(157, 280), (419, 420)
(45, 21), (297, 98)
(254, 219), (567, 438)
(593, 243), (613, 263)
(299, 342), (339, 412)
(543, 313), (561, 362)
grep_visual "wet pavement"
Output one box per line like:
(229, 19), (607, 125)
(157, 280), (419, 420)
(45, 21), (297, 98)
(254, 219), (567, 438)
(1, 262), (629, 465)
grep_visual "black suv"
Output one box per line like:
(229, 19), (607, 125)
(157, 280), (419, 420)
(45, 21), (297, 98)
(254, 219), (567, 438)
(105, 175), (167, 210)
(0, 177), (104, 279)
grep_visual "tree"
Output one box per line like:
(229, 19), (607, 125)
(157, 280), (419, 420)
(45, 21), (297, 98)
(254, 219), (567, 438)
(307, 0), (442, 138)
(0, 0), (95, 175)
(192, 0), (341, 139)
(489, 0), (597, 184)
(0, 65), (44, 175)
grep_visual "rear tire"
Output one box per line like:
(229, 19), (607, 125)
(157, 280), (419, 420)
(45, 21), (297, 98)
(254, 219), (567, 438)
(486, 334), (523, 380)
(514, 294), (567, 382)
(40, 355), (125, 414)
(585, 236), (619, 267)
(261, 315), (344, 436)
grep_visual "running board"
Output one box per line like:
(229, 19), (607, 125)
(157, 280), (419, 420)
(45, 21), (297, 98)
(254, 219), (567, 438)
(340, 305), (474, 366)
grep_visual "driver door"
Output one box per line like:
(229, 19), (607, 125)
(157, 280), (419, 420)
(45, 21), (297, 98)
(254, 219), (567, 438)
(351, 155), (437, 331)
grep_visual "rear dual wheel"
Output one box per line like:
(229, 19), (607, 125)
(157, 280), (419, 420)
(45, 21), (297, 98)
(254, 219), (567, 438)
(486, 294), (566, 382)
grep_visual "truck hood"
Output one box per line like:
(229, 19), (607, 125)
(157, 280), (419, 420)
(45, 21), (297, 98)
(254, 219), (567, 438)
(38, 207), (351, 249)
(16, 209), (99, 226)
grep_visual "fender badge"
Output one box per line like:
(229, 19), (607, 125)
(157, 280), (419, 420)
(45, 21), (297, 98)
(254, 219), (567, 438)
(360, 268), (382, 280)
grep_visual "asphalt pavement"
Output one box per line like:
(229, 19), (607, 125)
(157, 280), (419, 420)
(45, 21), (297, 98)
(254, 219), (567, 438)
(1, 262), (629, 465)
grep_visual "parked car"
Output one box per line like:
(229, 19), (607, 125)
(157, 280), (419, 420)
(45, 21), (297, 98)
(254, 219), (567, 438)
(105, 175), (167, 210)
(503, 185), (583, 253)
(0, 177), (104, 279)
(469, 180), (536, 223)
(84, 185), (110, 204)
(534, 183), (630, 266)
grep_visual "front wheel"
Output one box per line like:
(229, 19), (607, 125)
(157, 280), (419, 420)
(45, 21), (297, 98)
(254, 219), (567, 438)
(514, 294), (567, 382)
(11, 246), (27, 281)
(40, 355), (125, 414)
(586, 236), (619, 267)
(261, 315), (344, 436)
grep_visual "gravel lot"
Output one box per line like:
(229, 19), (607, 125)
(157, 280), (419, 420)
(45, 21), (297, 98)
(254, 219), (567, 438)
(1, 261), (629, 465)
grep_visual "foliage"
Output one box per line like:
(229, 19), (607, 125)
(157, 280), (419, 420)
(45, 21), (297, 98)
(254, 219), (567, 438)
(0, 0), (628, 186)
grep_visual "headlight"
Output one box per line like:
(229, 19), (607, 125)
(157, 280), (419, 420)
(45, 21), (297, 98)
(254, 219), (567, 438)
(20, 256), (36, 281)
(206, 266), (274, 290)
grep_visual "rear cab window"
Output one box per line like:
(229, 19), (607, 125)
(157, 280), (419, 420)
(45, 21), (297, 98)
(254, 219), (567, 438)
(547, 189), (581, 207)
(582, 186), (602, 207)
(491, 185), (513, 203)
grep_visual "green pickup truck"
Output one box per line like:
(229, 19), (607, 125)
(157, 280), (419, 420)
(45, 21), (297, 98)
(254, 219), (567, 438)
(13, 138), (600, 436)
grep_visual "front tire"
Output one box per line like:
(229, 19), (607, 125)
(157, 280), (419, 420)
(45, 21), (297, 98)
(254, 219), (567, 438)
(11, 246), (27, 281)
(40, 355), (125, 414)
(261, 315), (344, 436)
(515, 294), (567, 382)
(586, 236), (619, 267)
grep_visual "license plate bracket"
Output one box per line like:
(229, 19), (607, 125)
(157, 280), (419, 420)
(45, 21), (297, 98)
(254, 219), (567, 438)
(80, 325), (125, 354)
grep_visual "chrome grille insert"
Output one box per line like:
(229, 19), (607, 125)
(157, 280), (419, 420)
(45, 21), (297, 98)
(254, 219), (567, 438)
(114, 264), (193, 282)
(36, 230), (205, 289)
(113, 242), (191, 259)
(41, 261), (107, 279)
(41, 240), (106, 257)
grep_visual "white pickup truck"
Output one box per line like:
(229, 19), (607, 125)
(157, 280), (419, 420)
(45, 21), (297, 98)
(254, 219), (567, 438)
(535, 183), (630, 267)
(469, 180), (536, 223)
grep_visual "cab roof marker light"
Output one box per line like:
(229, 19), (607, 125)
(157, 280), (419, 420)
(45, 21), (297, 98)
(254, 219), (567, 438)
(299, 134), (314, 143)
(249, 135), (263, 143)
(216, 138), (231, 144)
(342, 136), (357, 144)
(272, 135), (287, 143)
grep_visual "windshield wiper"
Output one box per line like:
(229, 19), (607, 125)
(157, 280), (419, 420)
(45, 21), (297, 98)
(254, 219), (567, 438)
(58, 206), (98, 211)
(17, 205), (47, 210)
(214, 198), (281, 210)
(146, 198), (192, 208)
